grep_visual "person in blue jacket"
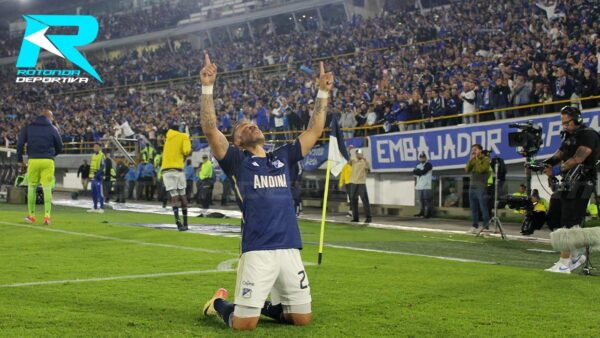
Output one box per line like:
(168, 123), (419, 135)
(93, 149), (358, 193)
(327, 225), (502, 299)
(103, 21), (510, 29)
(125, 162), (138, 200)
(140, 161), (155, 200)
(184, 159), (196, 200)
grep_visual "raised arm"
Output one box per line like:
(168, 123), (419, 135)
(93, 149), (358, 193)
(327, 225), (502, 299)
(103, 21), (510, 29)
(199, 53), (229, 161)
(298, 61), (334, 156)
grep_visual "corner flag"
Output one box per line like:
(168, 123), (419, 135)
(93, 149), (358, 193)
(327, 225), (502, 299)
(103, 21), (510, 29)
(328, 115), (349, 177)
(318, 115), (349, 265)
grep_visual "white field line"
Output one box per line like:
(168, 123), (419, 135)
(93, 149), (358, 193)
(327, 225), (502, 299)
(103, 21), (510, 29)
(301, 216), (551, 243)
(216, 258), (238, 271)
(0, 221), (236, 255)
(321, 243), (498, 265)
(0, 268), (234, 288)
(527, 248), (558, 253)
(422, 235), (483, 244)
(2, 219), (497, 287)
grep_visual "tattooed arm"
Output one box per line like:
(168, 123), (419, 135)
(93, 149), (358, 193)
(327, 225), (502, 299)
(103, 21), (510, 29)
(560, 146), (592, 172)
(298, 62), (334, 157)
(199, 53), (229, 161)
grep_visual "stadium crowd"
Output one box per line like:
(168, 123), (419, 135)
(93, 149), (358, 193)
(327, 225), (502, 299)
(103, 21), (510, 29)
(1, 0), (600, 148)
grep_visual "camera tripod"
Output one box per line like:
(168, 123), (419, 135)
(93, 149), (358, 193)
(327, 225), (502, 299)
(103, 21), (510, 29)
(477, 160), (506, 239)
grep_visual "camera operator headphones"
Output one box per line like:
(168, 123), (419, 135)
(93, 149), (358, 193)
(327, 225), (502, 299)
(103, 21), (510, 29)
(560, 106), (583, 125)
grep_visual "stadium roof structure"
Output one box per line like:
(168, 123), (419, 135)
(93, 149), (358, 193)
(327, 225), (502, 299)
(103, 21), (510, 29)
(0, 0), (343, 66)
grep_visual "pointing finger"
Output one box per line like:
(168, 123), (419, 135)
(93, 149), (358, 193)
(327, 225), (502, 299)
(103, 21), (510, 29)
(320, 61), (325, 76)
(204, 53), (211, 66)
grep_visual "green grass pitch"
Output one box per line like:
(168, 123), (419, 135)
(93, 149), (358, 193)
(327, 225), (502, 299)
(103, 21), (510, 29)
(1, 203), (600, 337)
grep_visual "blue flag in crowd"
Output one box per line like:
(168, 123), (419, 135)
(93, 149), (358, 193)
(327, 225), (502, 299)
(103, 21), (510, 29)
(328, 115), (349, 176)
(299, 64), (314, 75)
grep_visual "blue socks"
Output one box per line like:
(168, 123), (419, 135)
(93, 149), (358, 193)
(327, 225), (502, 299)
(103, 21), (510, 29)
(214, 299), (235, 327)
(261, 301), (284, 322)
(213, 299), (285, 327)
(173, 206), (180, 223)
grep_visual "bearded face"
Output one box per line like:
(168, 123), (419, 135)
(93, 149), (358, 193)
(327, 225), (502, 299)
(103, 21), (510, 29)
(234, 121), (265, 148)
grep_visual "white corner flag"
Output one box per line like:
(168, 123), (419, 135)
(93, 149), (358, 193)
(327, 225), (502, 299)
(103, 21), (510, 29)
(328, 115), (350, 177)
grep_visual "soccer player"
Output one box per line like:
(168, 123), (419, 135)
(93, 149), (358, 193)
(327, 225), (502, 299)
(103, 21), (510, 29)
(161, 125), (192, 231)
(88, 143), (105, 213)
(16, 109), (63, 225)
(200, 53), (333, 331)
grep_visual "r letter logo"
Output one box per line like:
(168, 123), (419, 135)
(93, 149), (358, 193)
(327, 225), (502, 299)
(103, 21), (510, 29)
(16, 15), (102, 83)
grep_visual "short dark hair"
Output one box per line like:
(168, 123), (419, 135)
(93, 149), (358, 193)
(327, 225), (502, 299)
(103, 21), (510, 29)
(472, 144), (483, 151)
(560, 106), (582, 124)
(231, 119), (250, 141)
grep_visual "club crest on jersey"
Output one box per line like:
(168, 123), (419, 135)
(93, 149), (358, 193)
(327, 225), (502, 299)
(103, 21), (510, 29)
(272, 159), (285, 168)
(253, 174), (288, 189)
(242, 288), (252, 298)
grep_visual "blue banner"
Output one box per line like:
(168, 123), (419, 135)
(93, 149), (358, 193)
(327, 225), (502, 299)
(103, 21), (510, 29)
(369, 109), (600, 172)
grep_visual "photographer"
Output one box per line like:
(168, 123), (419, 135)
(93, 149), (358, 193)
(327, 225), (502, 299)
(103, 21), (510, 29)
(465, 144), (491, 233)
(413, 153), (433, 218)
(543, 107), (600, 274)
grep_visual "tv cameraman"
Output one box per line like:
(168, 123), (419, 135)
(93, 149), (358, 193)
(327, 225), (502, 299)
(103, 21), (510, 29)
(465, 144), (491, 233)
(543, 106), (600, 274)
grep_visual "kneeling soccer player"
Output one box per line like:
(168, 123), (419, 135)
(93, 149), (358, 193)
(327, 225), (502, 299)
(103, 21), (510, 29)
(199, 53), (333, 330)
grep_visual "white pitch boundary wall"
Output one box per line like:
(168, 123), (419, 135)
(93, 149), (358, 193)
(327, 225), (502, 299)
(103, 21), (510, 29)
(58, 144), (557, 207)
(310, 145), (558, 207)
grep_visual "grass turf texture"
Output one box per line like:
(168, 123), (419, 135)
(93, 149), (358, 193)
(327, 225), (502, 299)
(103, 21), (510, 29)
(1, 203), (600, 337)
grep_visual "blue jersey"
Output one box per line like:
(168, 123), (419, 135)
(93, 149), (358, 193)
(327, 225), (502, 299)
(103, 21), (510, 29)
(218, 140), (304, 253)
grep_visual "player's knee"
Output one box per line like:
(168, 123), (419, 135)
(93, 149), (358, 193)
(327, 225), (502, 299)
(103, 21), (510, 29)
(232, 317), (259, 331)
(288, 313), (311, 326)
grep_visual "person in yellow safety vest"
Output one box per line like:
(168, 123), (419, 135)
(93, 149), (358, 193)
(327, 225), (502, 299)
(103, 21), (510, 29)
(531, 192), (547, 213)
(197, 154), (213, 209)
(485, 166), (495, 216)
(154, 151), (162, 170)
(338, 162), (353, 218)
(512, 184), (527, 214)
(530, 190), (548, 231)
(512, 184), (527, 197)
(89, 143), (106, 212)
(588, 196), (600, 219)
(90, 143), (105, 178)
(487, 167), (493, 186)
(142, 144), (157, 164)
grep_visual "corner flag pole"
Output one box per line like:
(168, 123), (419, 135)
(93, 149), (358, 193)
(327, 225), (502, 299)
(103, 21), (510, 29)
(318, 159), (333, 265)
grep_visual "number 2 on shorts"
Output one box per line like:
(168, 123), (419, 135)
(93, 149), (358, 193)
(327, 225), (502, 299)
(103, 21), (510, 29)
(298, 270), (308, 289)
